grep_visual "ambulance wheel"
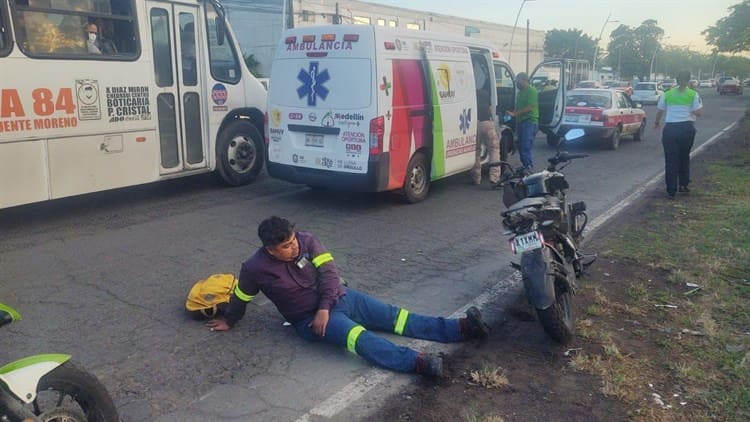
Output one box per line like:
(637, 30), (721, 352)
(216, 120), (264, 186)
(403, 152), (430, 203)
(546, 133), (559, 147)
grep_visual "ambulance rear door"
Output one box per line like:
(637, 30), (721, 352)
(267, 26), (376, 174)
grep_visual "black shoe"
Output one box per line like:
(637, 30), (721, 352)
(415, 353), (443, 377)
(465, 306), (490, 339)
(679, 186), (690, 193)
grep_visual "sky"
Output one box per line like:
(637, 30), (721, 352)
(368, 0), (739, 53)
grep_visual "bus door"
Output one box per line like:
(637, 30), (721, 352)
(147, 1), (207, 176)
(422, 42), (477, 178)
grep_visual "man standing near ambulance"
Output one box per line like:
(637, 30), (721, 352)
(506, 72), (539, 170)
(471, 87), (501, 185)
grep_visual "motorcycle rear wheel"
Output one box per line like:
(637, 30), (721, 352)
(28, 361), (118, 422)
(536, 281), (574, 344)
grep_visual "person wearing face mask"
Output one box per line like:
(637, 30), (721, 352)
(84, 22), (116, 55)
(206, 216), (490, 377)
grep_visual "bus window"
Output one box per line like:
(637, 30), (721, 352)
(205, 2), (240, 84)
(10, 0), (138, 59)
(0, 2), (10, 56)
(179, 13), (197, 87)
(150, 8), (173, 87)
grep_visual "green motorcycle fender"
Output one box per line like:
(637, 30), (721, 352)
(0, 354), (71, 403)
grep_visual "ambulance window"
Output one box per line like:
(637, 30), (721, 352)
(494, 62), (515, 117)
(1, 4), (10, 56)
(206, 2), (240, 84)
(494, 64), (514, 89)
(10, 0), (139, 59)
(471, 55), (489, 91)
(150, 8), (173, 87)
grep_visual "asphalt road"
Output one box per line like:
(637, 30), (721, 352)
(0, 90), (747, 421)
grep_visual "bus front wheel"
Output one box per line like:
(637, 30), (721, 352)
(216, 120), (264, 186)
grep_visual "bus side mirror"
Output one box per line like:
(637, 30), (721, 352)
(215, 16), (225, 46)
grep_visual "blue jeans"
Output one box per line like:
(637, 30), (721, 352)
(518, 119), (538, 169)
(293, 288), (462, 373)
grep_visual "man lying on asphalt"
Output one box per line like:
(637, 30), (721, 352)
(206, 216), (489, 377)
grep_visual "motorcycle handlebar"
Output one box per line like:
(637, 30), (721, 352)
(550, 152), (589, 164)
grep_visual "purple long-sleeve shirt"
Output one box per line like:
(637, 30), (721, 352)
(223, 231), (345, 326)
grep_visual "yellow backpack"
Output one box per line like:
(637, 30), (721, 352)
(185, 274), (237, 320)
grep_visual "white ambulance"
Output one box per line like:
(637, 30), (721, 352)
(266, 25), (574, 202)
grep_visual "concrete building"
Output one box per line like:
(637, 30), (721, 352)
(223, 0), (545, 77)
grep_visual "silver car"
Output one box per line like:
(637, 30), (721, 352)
(631, 82), (663, 105)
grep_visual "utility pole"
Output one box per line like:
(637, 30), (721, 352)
(592, 13), (619, 81)
(526, 18), (530, 74)
(334, 2), (340, 24)
(508, 0), (535, 64)
(710, 50), (719, 79)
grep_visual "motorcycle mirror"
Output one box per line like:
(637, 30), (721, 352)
(564, 128), (585, 142)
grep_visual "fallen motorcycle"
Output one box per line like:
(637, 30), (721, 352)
(489, 128), (595, 343)
(0, 303), (119, 422)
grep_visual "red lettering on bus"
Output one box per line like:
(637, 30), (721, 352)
(0, 89), (26, 118)
(55, 88), (76, 114)
(32, 88), (55, 116)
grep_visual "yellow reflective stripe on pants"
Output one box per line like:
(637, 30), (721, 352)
(394, 308), (409, 335)
(234, 285), (255, 302)
(346, 325), (366, 354)
(312, 252), (333, 268)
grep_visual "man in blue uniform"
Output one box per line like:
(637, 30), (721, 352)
(206, 216), (489, 377)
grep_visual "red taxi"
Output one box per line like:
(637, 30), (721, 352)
(559, 89), (647, 150)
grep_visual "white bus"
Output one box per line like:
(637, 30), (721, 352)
(0, 0), (267, 210)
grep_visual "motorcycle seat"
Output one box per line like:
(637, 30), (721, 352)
(504, 196), (554, 215)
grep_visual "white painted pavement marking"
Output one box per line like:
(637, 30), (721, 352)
(295, 121), (737, 421)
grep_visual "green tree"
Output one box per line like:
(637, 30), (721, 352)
(604, 20), (665, 80)
(653, 48), (750, 80)
(243, 53), (261, 77)
(544, 29), (597, 61)
(605, 24), (639, 78)
(702, 0), (750, 53)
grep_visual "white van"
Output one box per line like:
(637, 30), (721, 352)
(266, 25), (519, 202)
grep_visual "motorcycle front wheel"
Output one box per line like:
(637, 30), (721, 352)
(27, 361), (118, 422)
(537, 280), (574, 344)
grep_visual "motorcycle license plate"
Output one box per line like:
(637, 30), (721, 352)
(511, 231), (543, 254)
